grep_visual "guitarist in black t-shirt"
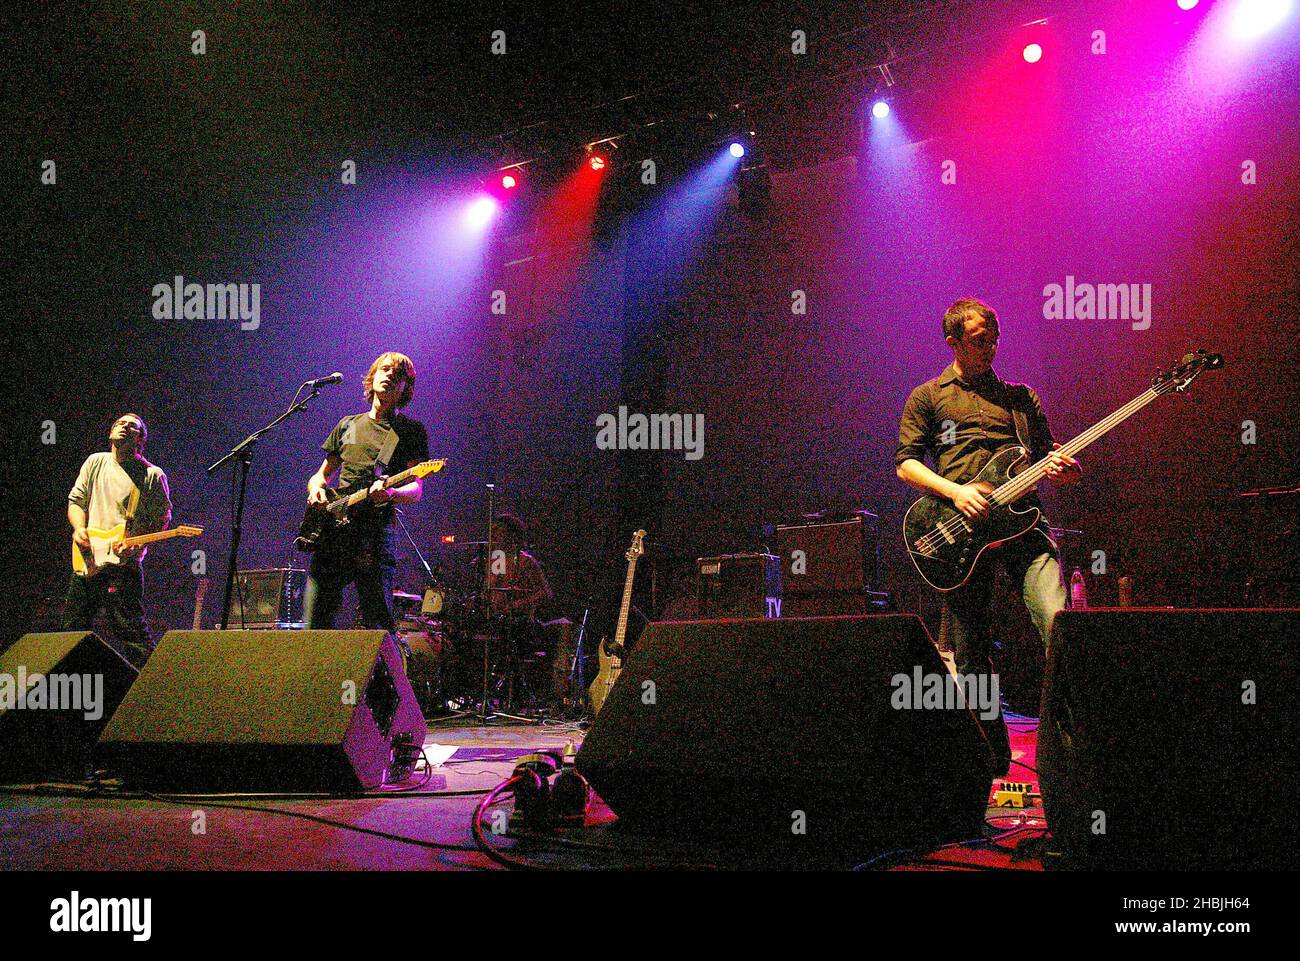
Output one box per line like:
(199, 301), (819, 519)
(302, 352), (430, 631)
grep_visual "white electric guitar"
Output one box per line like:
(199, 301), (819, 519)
(72, 524), (204, 578)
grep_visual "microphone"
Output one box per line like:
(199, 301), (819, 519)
(305, 372), (344, 388)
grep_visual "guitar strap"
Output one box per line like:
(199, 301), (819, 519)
(374, 422), (401, 478)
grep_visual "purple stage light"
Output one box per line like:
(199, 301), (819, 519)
(1022, 42), (1043, 63)
(1232, 0), (1292, 36)
(871, 100), (890, 119)
(464, 195), (497, 229)
(729, 142), (745, 158)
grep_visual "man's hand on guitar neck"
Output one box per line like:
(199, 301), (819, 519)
(1044, 443), (1082, 486)
(367, 479), (394, 504)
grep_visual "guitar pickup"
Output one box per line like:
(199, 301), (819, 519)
(913, 538), (938, 558)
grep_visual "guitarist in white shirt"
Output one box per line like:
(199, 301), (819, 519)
(62, 413), (172, 668)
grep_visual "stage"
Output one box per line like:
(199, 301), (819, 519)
(0, 714), (1046, 872)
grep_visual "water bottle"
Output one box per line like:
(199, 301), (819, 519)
(1070, 569), (1088, 609)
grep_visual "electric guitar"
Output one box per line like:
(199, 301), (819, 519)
(903, 350), (1223, 592)
(294, 459), (446, 553)
(589, 529), (646, 717)
(72, 524), (204, 578)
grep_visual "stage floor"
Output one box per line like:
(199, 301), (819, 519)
(0, 715), (1045, 871)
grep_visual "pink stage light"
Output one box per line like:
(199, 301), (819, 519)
(871, 100), (890, 119)
(1022, 42), (1043, 63)
(501, 173), (517, 189)
(1177, 0), (1199, 10)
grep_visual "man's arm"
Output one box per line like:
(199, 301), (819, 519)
(67, 456), (95, 549)
(308, 454), (342, 505)
(897, 458), (993, 520)
(895, 387), (991, 520)
(371, 469), (422, 505)
(68, 502), (91, 551)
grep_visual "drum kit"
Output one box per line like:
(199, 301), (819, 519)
(391, 582), (570, 720)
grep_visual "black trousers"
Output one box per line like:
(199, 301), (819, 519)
(61, 562), (154, 669)
(303, 524), (398, 632)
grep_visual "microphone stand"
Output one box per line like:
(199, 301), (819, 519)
(206, 382), (324, 631)
(478, 482), (497, 721)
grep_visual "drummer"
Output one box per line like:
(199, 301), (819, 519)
(485, 514), (553, 618)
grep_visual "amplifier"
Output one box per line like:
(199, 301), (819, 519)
(233, 568), (306, 629)
(775, 514), (885, 616)
(697, 553), (782, 618)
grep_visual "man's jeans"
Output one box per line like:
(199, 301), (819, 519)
(303, 524), (398, 632)
(61, 561), (154, 669)
(944, 530), (1066, 770)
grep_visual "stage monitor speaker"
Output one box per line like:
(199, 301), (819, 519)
(576, 615), (992, 861)
(98, 630), (426, 792)
(1039, 608), (1300, 870)
(0, 632), (138, 782)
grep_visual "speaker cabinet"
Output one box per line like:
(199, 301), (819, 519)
(1039, 609), (1300, 870)
(577, 615), (992, 860)
(231, 568), (306, 629)
(0, 632), (138, 782)
(98, 630), (426, 792)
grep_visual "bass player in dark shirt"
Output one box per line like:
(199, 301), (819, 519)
(895, 298), (1080, 775)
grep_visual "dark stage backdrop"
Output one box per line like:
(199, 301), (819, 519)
(8, 2), (1298, 693)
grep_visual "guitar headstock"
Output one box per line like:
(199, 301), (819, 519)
(1153, 350), (1224, 395)
(176, 525), (204, 537)
(410, 459), (448, 478)
(626, 529), (647, 562)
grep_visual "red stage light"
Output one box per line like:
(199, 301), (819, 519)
(440, 534), (456, 544)
(589, 155), (606, 171)
(1023, 42), (1043, 63)
(501, 173), (518, 189)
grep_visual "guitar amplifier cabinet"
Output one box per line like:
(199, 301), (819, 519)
(233, 568), (306, 629)
(775, 515), (886, 616)
(697, 554), (782, 618)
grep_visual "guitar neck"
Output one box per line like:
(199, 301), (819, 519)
(340, 466), (417, 508)
(993, 386), (1163, 505)
(612, 557), (639, 649)
(121, 528), (186, 548)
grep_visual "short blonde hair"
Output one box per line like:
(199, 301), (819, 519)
(364, 352), (416, 409)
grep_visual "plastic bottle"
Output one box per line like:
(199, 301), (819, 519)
(1070, 569), (1088, 609)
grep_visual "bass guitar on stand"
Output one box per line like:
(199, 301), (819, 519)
(589, 529), (646, 717)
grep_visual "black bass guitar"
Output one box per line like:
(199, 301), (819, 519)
(294, 459), (446, 552)
(903, 350), (1222, 592)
